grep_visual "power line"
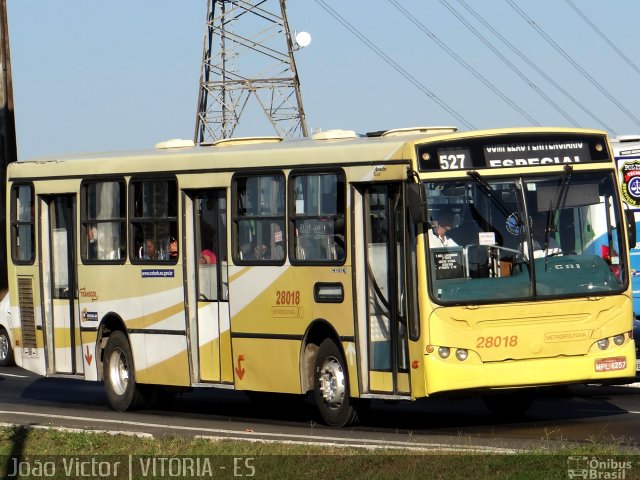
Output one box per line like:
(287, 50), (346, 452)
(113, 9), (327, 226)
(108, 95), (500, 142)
(388, 0), (542, 126)
(432, 0), (581, 128)
(455, 0), (617, 135)
(506, 0), (640, 129)
(313, 0), (476, 130)
(563, 0), (640, 78)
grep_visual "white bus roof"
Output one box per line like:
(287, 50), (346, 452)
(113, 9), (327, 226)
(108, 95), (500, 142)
(9, 126), (609, 179)
(612, 135), (640, 143)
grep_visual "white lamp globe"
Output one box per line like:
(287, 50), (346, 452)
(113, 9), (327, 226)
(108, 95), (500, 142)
(295, 31), (312, 48)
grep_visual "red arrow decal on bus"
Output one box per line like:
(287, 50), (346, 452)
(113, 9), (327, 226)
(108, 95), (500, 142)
(85, 345), (93, 366)
(235, 355), (245, 380)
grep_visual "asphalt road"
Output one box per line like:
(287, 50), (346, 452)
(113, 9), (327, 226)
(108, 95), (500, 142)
(1, 365), (639, 453)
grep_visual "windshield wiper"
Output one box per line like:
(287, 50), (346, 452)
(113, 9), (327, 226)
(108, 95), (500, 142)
(544, 165), (573, 270)
(467, 170), (520, 225)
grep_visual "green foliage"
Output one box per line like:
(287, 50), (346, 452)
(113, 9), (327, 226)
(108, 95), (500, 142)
(0, 427), (639, 479)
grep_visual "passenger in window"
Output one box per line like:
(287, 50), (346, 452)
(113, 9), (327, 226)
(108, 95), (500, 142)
(428, 207), (458, 248)
(140, 238), (156, 260)
(169, 237), (178, 259)
(200, 249), (216, 264)
(200, 227), (218, 263)
(87, 225), (98, 259)
(245, 239), (268, 260)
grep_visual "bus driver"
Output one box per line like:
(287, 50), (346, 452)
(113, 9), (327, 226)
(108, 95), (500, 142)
(428, 207), (458, 248)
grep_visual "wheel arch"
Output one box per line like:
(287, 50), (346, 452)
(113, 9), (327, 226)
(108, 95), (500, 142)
(0, 324), (15, 366)
(96, 313), (127, 381)
(299, 318), (344, 393)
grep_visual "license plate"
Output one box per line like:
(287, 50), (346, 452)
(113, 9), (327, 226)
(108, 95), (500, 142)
(636, 359), (640, 372)
(595, 356), (627, 372)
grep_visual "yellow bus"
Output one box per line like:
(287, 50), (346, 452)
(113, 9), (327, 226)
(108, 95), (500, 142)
(5, 126), (635, 426)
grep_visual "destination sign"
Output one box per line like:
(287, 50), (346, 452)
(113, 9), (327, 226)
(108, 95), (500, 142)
(483, 141), (591, 168)
(416, 133), (610, 171)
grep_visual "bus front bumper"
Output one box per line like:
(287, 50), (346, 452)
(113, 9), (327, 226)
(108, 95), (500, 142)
(423, 341), (636, 395)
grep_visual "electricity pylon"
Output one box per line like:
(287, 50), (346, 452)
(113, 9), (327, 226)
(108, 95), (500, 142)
(194, 0), (308, 143)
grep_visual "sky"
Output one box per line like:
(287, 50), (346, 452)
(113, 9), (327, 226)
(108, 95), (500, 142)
(6, 0), (640, 161)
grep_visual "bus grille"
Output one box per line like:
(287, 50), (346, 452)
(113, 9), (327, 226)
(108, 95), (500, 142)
(17, 277), (37, 349)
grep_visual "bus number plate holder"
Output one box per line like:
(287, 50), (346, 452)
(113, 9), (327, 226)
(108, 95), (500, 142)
(594, 356), (626, 372)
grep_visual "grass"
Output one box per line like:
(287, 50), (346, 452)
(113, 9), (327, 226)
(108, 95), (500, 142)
(1, 426), (639, 479)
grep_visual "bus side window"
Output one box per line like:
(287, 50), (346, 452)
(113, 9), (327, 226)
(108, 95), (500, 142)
(81, 180), (126, 263)
(11, 184), (35, 264)
(290, 170), (345, 264)
(234, 173), (285, 264)
(130, 178), (178, 263)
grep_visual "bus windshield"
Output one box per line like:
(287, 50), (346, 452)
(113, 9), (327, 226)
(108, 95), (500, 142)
(425, 171), (626, 303)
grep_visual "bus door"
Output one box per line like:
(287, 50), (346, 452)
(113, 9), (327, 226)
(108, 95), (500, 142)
(40, 194), (82, 374)
(355, 184), (410, 395)
(184, 189), (230, 383)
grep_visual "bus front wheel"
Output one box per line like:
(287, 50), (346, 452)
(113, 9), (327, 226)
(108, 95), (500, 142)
(104, 331), (146, 411)
(313, 339), (358, 427)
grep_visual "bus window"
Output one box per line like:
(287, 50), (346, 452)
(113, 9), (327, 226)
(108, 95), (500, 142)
(290, 171), (346, 263)
(130, 178), (178, 262)
(195, 190), (228, 301)
(11, 184), (35, 264)
(233, 173), (285, 263)
(81, 180), (126, 262)
(432, 179), (518, 279)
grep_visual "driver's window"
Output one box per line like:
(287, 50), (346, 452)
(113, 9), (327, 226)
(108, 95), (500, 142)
(427, 181), (523, 279)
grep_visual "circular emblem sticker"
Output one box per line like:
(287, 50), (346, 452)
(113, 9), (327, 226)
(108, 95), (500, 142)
(505, 212), (526, 235)
(621, 160), (640, 208)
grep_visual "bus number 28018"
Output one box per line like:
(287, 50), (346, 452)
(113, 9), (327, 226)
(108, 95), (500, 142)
(476, 335), (518, 348)
(275, 290), (301, 305)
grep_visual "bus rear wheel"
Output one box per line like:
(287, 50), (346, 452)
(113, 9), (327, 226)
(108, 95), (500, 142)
(0, 327), (14, 367)
(104, 331), (146, 411)
(0, 327), (13, 367)
(313, 339), (358, 427)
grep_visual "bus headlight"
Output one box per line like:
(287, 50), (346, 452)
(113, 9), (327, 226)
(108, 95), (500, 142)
(597, 338), (610, 350)
(438, 347), (450, 359)
(613, 334), (625, 346)
(455, 349), (468, 361)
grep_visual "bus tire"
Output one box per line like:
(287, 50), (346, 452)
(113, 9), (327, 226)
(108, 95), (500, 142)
(313, 339), (358, 427)
(104, 331), (146, 411)
(0, 327), (14, 367)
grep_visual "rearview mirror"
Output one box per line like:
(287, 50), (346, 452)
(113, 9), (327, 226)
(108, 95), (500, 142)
(625, 209), (637, 249)
(407, 183), (428, 224)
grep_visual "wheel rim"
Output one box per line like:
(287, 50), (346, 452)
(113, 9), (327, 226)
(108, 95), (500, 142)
(318, 355), (346, 410)
(0, 334), (8, 361)
(108, 346), (129, 396)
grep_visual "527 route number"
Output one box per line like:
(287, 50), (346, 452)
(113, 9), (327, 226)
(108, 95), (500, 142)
(439, 153), (466, 170)
(476, 335), (518, 348)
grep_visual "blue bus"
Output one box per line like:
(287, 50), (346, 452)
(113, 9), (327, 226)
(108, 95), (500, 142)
(613, 134), (640, 375)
